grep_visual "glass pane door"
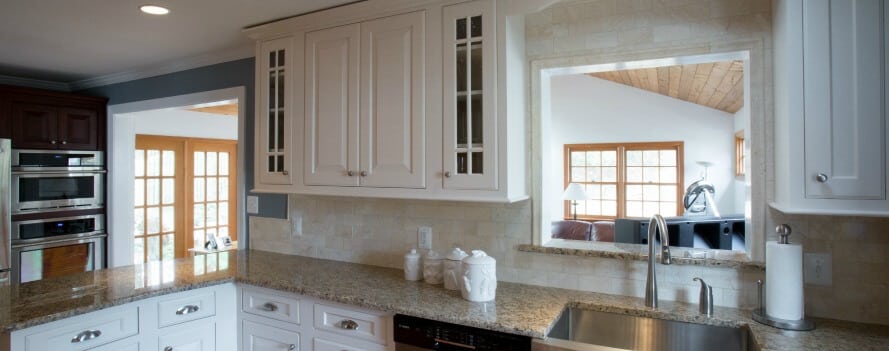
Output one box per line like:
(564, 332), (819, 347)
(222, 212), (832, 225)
(191, 144), (236, 249)
(134, 141), (180, 264)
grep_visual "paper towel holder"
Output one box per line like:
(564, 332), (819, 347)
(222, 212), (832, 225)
(753, 280), (815, 330)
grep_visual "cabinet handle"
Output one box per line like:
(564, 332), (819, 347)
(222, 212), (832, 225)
(71, 329), (101, 343)
(282, 170), (289, 175)
(175, 304), (200, 315)
(288, 344), (296, 351)
(816, 173), (829, 183)
(360, 171), (367, 177)
(338, 319), (359, 330)
(347, 170), (355, 177)
(50, 140), (57, 145)
(61, 140), (67, 145)
(444, 171), (451, 178)
(164, 347), (173, 351)
(259, 302), (278, 312)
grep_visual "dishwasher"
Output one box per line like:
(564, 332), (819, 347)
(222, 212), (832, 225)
(394, 314), (532, 351)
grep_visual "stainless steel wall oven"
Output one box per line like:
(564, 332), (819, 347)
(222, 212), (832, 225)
(11, 149), (104, 214)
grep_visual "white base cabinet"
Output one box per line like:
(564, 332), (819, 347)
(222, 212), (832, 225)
(238, 285), (393, 351)
(4, 283), (236, 351)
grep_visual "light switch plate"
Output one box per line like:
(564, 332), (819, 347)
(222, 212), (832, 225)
(418, 227), (432, 250)
(247, 196), (259, 214)
(804, 253), (832, 286)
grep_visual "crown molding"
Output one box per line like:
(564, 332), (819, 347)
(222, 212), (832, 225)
(69, 44), (255, 91)
(0, 74), (71, 92)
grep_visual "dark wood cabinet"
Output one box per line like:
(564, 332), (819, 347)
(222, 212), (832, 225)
(0, 85), (106, 150)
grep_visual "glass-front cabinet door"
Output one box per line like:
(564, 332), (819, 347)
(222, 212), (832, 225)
(257, 37), (293, 185)
(442, 0), (497, 190)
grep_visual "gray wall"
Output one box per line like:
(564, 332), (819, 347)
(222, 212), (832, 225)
(77, 58), (288, 238)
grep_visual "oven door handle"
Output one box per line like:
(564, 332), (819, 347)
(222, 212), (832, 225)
(12, 170), (106, 175)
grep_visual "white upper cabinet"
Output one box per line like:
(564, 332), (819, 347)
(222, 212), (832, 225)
(773, 0), (889, 215)
(442, 0), (497, 190)
(255, 37), (294, 189)
(248, 0), (530, 202)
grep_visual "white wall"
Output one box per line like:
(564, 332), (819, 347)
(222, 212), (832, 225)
(548, 74), (739, 219)
(132, 109), (238, 140)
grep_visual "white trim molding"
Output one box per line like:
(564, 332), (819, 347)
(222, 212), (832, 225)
(0, 74), (71, 91)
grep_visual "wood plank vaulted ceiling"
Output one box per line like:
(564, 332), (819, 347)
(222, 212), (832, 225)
(588, 60), (745, 113)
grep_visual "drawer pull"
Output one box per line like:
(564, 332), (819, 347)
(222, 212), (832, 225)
(259, 302), (279, 312)
(164, 347), (173, 351)
(175, 304), (200, 315)
(288, 344), (296, 351)
(71, 329), (101, 343)
(338, 319), (359, 330)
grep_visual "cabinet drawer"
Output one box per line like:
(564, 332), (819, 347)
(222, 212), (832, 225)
(313, 303), (388, 345)
(314, 336), (386, 351)
(242, 287), (301, 324)
(156, 289), (216, 328)
(242, 320), (301, 351)
(22, 305), (138, 351)
(157, 321), (215, 351)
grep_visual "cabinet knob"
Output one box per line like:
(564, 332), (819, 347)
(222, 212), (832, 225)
(288, 345), (296, 351)
(71, 330), (102, 343)
(282, 170), (289, 176)
(61, 140), (67, 145)
(444, 171), (451, 178)
(816, 173), (829, 183)
(360, 171), (368, 177)
(347, 171), (355, 177)
(50, 140), (57, 145)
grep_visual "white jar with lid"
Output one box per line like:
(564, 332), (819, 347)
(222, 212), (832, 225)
(404, 248), (422, 281)
(443, 248), (468, 290)
(423, 250), (443, 284)
(461, 250), (497, 302)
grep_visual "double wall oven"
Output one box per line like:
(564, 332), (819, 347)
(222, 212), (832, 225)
(3, 144), (107, 284)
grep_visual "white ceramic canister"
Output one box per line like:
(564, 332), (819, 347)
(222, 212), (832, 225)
(443, 248), (468, 290)
(423, 250), (444, 284)
(404, 248), (422, 281)
(461, 250), (497, 302)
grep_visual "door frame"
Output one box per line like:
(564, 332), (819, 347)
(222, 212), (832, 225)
(107, 87), (247, 268)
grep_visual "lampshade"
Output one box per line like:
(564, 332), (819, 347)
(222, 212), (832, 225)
(563, 183), (588, 201)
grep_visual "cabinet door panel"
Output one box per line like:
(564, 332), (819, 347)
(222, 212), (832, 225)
(305, 24), (361, 186)
(11, 103), (58, 149)
(242, 320), (301, 351)
(58, 108), (98, 150)
(359, 11), (426, 188)
(258, 37), (294, 185)
(442, 0), (498, 190)
(803, 0), (886, 199)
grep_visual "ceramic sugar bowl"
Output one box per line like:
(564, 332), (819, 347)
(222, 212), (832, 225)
(443, 248), (468, 290)
(460, 250), (496, 302)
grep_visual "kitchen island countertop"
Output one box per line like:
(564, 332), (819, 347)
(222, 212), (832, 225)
(0, 250), (886, 351)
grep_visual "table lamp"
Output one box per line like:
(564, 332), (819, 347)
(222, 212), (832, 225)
(563, 183), (588, 220)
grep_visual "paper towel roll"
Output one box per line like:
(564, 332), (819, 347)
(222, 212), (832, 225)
(765, 241), (804, 320)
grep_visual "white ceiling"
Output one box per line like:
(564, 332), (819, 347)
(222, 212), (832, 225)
(0, 0), (355, 86)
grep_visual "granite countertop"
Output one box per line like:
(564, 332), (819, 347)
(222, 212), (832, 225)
(0, 250), (886, 351)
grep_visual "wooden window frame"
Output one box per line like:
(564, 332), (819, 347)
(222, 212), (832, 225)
(135, 135), (238, 263)
(564, 141), (684, 221)
(735, 131), (746, 177)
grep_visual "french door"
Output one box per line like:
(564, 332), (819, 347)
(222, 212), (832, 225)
(134, 135), (237, 263)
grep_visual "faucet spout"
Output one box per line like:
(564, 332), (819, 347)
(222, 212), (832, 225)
(645, 214), (671, 308)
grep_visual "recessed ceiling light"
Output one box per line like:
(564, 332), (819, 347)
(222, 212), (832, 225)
(140, 5), (170, 15)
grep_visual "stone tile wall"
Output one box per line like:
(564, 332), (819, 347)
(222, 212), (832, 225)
(248, 0), (889, 325)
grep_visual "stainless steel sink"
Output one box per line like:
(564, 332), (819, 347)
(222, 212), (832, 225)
(532, 307), (759, 351)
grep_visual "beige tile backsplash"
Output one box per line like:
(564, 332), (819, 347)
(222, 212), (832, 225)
(249, 0), (888, 326)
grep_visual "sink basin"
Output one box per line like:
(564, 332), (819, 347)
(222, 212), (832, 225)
(533, 307), (758, 351)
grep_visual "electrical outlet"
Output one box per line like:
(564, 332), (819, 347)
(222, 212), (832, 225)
(418, 227), (432, 250)
(804, 253), (832, 286)
(247, 196), (259, 214)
